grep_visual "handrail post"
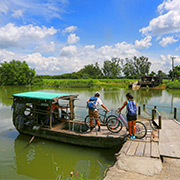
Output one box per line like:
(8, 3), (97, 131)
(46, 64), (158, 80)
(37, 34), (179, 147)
(143, 104), (145, 111)
(174, 107), (177, 119)
(158, 115), (162, 129)
(138, 106), (141, 116)
(152, 108), (156, 121)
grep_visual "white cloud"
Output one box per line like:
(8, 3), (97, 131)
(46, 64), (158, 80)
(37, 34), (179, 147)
(12, 9), (23, 18)
(159, 36), (178, 47)
(140, 0), (180, 36)
(0, 23), (57, 48)
(35, 42), (55, 53)
(0, 0), (69, 21)
(0, 49), (16, 62)
(67, 33), (80, 44)
(60, 45), (78, 57)
(0, 1), (9, 14)
(134, 36), (152, 49)
(0, 40), (141, 75)
(62, 26), (78, 34)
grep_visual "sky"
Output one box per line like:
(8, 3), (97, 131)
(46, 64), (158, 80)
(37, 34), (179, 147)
(0, 0), (180, 75)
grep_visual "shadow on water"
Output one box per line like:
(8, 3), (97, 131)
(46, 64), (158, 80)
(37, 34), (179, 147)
(14, 134), (123, 180)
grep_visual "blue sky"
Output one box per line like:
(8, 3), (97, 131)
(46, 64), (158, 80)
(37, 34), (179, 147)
(0, 0), (180, 75)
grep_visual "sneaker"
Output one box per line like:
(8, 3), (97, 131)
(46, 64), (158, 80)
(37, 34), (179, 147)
(129, 136), (133, 139)
(132, 136), (136, 139)
(97, 126), (101, 132)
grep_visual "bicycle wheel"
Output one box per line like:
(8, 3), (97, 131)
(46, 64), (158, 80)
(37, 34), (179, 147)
(135, 121), (147, 139)
(107, 117), (123, 133)
(105, 115), (118, 124)
(84, 115), (96, 129)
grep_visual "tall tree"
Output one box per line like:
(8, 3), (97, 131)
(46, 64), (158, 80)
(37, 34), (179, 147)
(102, 58), (122, 78)
(123, 56), (151, 78)
(77, 62), (103, 79)
(0, 60), (35, 85)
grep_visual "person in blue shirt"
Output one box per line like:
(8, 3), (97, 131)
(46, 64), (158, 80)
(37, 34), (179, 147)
(117, 93), (137, 139)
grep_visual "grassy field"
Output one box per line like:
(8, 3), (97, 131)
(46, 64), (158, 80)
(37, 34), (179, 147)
(33, 78), (180, 89)
(34, 79), (138, 88)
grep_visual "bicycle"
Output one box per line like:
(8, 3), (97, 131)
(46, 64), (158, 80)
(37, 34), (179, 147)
(107, 113), (147, 139)
(84, 110), (117, 129)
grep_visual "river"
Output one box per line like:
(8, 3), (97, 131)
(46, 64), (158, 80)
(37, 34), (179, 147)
(0, 86), (180, 180)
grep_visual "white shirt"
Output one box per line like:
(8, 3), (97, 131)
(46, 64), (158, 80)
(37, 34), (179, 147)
(95, 98), (103, 111)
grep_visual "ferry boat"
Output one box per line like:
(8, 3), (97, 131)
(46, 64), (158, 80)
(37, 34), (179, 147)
(12, 91), (126, 148)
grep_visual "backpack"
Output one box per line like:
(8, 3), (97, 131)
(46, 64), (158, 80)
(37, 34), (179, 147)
(127, 100), (137, 115)
(87, 96), (97, 110)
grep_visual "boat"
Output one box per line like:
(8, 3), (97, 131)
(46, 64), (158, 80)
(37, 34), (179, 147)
(12, 91), (126, 148)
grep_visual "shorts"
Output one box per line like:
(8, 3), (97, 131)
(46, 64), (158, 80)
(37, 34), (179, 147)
(89, 110), (99, 119)
(127, 114), (137, 121)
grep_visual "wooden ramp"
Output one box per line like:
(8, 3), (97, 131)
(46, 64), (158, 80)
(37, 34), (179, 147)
(159, 119), (180, 159)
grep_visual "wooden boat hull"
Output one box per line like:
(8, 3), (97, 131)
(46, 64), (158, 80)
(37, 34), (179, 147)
(17, 125), (126, 148)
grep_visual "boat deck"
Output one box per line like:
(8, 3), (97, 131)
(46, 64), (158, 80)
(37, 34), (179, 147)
(50, 123), (127, 138)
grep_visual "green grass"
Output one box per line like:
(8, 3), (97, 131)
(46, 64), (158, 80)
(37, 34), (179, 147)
(33, 79), (138, 89)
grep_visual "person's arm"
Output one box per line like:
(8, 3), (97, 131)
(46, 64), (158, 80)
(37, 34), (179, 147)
(101, 104), (110, 112)
(117, 101), (127, 113)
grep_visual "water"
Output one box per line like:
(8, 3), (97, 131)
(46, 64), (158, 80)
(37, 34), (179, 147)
(0, 86), (180, 180)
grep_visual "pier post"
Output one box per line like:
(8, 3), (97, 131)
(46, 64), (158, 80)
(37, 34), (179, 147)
(174, 107), (177, 119)
(138, 106), (141, 116)
(152, 109), (156, 121)
(143, 104), (145, 111)
(158, 115), (162, 129)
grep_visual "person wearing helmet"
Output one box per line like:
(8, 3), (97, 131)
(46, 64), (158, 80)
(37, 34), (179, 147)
(87, 92), (110, 131)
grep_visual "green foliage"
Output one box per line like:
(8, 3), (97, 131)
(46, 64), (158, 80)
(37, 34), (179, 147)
(166, 80), (180, 89)
(77, 62), (103, 79)
(123, 56), (151, 78)
(102, 58), (122, 78)
(0, 60), (35, 85)
(157, 70), (166, 77)
(149, 71), (156, 76)
(169, 66), (180, 79)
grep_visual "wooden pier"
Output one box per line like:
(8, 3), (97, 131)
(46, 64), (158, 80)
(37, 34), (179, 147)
(104, 116), (180, 179)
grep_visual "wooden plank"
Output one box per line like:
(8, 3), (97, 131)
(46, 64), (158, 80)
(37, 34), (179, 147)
(144, 142), (151, 157)
(127, 141), (138, 156)
(136, 142), (145, 157)
(159, 119), (180, 158)
(120, 141), (131, 154)
(151, 141), (160, 158)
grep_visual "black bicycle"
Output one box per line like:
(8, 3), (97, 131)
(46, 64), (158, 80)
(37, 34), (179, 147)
(84, 110), (117, 129)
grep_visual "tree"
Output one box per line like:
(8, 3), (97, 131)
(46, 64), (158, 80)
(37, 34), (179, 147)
(157, 70), (166, 77)
(149, 71), (156, 76)
(102, 58), (122, 78)
(0, 60), (35, 85)
(169, 66), (180, 80)
(122, 56), (151, 78)
(77, 62), (103, 79)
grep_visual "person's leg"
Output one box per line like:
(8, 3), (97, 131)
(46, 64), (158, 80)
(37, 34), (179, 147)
(94, 110), (101, 131)
(89, 110), (94, 130)
(132, 120), (136, 136)
(128, 121), (132, 136)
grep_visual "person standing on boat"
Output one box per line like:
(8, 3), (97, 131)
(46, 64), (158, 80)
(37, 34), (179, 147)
(117, 93), (137, 139)
(87, 92), (110, 132)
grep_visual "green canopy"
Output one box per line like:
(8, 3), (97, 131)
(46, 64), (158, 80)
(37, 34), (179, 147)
(12, 91), (74, 100)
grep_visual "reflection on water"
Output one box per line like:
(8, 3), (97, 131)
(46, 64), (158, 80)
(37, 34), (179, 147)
(1, 86), (180, 179)
(14, 134), (120, 180)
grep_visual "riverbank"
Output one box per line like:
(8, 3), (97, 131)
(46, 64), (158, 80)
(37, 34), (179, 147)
(104, 157), (180, 180)
(32, 78), (180, 89)
(33, 79), (138, 88)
